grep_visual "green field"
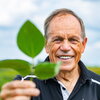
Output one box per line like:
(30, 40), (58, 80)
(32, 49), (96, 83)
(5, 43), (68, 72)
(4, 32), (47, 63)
(87, 67), (100, 75)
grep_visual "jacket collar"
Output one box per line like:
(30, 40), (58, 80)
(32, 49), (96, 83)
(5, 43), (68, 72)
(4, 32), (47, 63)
(78, 60), (91, 83)
(44, 56), (91, 83)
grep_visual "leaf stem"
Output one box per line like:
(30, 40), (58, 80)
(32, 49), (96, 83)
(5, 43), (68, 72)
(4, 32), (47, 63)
(21, 75), (37, 81)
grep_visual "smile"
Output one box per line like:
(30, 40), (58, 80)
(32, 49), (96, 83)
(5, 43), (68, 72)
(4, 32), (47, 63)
(57, 55), (74, 60)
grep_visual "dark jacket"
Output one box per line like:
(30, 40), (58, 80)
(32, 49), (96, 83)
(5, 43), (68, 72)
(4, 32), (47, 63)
(15, 57), (100, 100)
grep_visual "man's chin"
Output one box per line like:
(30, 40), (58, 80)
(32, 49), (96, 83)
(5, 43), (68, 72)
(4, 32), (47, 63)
(60, 63), (75, 72)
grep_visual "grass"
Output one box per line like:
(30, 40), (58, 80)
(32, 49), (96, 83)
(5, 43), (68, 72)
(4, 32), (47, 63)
(87, 67), (100, 75)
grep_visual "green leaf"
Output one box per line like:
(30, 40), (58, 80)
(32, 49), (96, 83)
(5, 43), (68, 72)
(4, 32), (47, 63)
(17, 20), (45, 58)
(0, 69), (19, 90)
(34, 62), (61, 80)
(0, 59), (32, 76)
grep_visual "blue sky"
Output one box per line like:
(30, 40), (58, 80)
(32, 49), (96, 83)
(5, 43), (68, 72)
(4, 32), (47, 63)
(0, 0), (100, 66)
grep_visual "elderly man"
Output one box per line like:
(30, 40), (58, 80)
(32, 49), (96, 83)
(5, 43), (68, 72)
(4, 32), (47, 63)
(0, 8), (100, 100)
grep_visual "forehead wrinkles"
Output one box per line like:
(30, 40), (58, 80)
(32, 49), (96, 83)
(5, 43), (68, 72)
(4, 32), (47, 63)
(47, 14), (82, 37)
(52, 14), (78, 26)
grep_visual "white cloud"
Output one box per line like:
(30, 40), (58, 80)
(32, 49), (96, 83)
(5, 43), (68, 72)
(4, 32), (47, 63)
(45, 0), (100, 29)
(0, 0), (100, 28)
(0, 0), (38, 26)
(81, 28), (100, 65)
(93, 41), (100, 49)
(86, 29), (100, 42)
(82, 46), (99, 65)
(31, 15), (47, 34)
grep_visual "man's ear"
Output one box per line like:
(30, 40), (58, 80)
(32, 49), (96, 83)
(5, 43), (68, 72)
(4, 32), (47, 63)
(81, 37), (88, 53)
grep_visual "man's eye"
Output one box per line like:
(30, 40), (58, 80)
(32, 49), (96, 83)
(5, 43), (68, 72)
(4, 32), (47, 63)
(53, 38), (62, 42)
(54, 39), (60, 41)
(69, 38), (78, 43)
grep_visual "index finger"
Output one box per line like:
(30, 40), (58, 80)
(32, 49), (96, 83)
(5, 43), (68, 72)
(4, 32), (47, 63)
(2, 80), (36, 89)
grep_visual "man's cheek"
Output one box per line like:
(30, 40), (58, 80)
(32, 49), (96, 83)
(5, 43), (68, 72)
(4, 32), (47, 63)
(48, 42), (55, 50)
(72, 44), (82, 62)
(49, 51), (56, 62)
(46, 43), (54, 53)
(49, 45), (58, 62)
(49, 43), (58, 52)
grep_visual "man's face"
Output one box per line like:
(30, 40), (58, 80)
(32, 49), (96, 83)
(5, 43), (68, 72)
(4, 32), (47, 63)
(45, 14), (87, 71)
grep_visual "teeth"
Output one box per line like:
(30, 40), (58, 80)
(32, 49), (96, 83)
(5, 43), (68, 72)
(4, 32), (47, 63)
(59, 56), (72, 59)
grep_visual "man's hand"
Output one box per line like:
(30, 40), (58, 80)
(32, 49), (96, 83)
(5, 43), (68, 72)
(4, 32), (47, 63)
(0, 80), (40, 100)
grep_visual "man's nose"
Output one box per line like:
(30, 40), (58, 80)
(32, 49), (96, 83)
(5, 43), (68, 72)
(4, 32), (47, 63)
(60, 40), (71, 52)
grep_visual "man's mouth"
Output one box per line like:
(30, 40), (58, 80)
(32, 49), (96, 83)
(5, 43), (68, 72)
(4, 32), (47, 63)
(57, 55), (74, 60)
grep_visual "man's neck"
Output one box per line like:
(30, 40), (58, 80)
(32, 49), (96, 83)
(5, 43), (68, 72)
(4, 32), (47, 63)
(56, 65), (81, 93)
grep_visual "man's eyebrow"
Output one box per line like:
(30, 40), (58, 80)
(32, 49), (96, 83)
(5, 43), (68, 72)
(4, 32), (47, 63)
(52, 36), (63, 40)
(69, 36), (80, 40)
